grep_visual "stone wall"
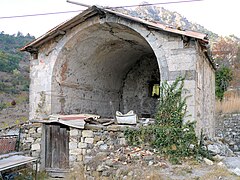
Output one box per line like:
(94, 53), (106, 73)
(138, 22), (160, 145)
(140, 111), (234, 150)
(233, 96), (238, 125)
(68, 124), (135, 168)
(195, 43), (215, 137)
(121, 55), (159, 117)
(27, 11), (215, 139)
(0, 123), (42, 169)
(215, 113), (240, 151)
(49, 21), (157, 118)
(0, 120), (148, 174)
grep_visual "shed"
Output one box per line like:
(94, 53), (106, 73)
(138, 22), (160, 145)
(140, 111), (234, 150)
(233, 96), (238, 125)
(21, 5), (215, 173)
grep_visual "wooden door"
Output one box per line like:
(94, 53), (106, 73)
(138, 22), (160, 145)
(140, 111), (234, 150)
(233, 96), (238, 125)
(45, 123), (69, 170)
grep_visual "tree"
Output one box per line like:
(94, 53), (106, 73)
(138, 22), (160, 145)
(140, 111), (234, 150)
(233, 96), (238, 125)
(0, 51), (19, 72)
(231, 46), (240, 87)
(212, 37), (239, 67)
(213, 36), (240, 91)
(215, 67), (233, 101)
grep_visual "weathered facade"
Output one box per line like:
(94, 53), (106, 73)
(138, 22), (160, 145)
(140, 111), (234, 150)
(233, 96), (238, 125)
(21, 6), (216, 170)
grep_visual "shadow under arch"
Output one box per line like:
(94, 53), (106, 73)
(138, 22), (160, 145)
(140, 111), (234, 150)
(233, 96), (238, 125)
(51, 22), (161, 118)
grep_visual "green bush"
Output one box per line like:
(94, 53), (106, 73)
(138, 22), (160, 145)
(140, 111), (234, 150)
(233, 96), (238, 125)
(155, 76), (187, 126)
(0, 102), (7, 110)
(0, 51), (19, 73)
(124, 77), (208, 164)
(215, 66), (233, 101)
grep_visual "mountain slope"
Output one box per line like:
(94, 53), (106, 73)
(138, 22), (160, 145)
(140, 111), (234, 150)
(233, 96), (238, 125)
(0, 32), (35, 128)
(116, 5), (219, 40)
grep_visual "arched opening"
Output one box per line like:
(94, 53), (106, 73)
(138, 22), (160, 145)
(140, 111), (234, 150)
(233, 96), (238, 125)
(51, 22), (160, 118)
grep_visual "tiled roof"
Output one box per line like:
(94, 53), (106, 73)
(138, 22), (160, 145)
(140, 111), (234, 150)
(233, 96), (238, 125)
(21, 6), (209, 52)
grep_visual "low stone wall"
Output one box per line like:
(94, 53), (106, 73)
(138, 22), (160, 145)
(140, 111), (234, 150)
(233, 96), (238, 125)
(0, 119), (153, 175)
(69, 124), (135, 168)
(0, 123), (42, 157)
(215, 113), (240, 151)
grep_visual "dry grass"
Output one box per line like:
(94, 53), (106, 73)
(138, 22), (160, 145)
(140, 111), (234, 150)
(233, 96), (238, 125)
(199, 166), (237, 180)
(216, 91), (240, 114)
(65, 164), (86, 180)
(63, 161), (240, 180)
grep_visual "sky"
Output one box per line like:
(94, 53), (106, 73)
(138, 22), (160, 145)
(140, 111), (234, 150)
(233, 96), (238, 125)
(1, 0), (240, 38)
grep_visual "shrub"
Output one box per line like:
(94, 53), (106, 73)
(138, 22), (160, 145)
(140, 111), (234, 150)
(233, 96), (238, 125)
(215, 66), (232, 101)
(125, 77), (208, 164)
(0, 102), (7, 110)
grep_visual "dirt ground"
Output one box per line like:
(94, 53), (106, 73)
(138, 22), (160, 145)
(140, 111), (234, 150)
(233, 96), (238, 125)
(64, 159), (240, 180)
(0, 92), (29, 129)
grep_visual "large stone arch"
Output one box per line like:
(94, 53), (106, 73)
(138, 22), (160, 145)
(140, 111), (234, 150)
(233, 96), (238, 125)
(50, 20), (165, 117)
(26, 9), (215, 137)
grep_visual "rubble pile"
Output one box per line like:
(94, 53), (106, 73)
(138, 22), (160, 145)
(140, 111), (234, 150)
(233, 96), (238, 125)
(83, 146), (169, 179)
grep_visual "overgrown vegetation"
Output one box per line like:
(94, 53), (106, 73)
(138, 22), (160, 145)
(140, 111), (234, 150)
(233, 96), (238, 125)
(0, 32), (34, 72)
(215, 66), (233, 101)
(213, 36), (240, 101)
(2, 168), (48, 180)
(125, 77), (209, 164)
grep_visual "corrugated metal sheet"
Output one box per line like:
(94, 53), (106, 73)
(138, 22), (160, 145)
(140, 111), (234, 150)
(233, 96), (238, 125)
(0, 155), (37, 172)
(21, 6), (208, 52)
(32, 114), (101, 129)
(0, 136), (18, 155)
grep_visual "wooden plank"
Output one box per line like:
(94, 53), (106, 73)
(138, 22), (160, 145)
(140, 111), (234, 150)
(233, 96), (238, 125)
(59, 126), (65, 169)
(44, 123), (70, 171)
(56, 124), (61, 168)
(59, 125), (69, 169)
(45, 125), (52, 168)
(51, 125), (55, 168)
(64, 126), (69, 168)
(51, 125), (59, 168)
(40, 124), (46, 170)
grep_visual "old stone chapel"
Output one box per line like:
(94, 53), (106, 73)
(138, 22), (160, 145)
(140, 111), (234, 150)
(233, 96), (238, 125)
(21, 6), (215, 137)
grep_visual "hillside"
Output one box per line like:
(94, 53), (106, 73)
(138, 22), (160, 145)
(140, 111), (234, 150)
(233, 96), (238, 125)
(0, 32), (35, 128)
(115, 5), (219, 40)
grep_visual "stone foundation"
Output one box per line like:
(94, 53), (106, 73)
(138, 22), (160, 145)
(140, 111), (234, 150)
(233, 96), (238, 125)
(0, 119), (154, 174)
(215, 113), (240, 151)
(69, 125), (127, 167)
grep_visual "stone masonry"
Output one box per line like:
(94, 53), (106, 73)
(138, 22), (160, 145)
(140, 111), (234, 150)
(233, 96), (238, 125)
(0, 122), (134, 171)
(0, 123), (41, 155)
(0, 123), (42, 169)
(216, 113), (240, 151)
(68, 125), (129, 168)
(22, 6), (215, 138)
